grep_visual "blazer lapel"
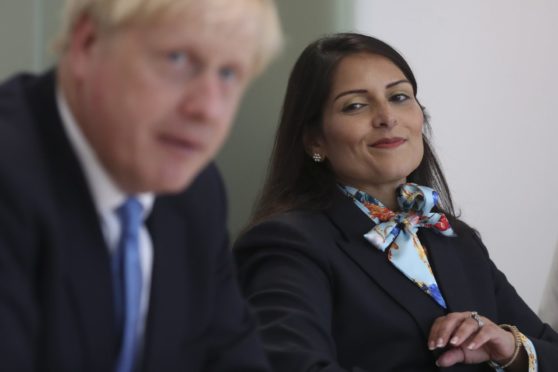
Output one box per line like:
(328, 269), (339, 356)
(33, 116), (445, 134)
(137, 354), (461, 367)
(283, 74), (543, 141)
(28, 71), (117, 370)
(326, 191), (445, 339)
(420, 228), (476, 314)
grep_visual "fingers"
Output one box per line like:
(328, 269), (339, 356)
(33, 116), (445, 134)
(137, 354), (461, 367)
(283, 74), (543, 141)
(467, 325), (516, 362)
(465, 324), (493, 350)
(428, 312), (483, 350)
(449, 317), (485, 348)
(428, 312), (518, 368)
(435, 347), (466, 367)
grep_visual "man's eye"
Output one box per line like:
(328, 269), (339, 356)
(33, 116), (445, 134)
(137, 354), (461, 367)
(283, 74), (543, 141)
(342, 103), (366, 113)
(219, 67), (237, 82)
(160, 51), (199, 80)
(167, 51), (190, 67)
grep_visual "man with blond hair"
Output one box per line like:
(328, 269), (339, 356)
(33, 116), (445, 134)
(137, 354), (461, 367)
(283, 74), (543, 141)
(0, 0), (282, 370)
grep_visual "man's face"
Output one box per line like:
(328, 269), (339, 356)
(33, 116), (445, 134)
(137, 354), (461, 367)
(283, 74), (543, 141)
(69, 5), (260, 193)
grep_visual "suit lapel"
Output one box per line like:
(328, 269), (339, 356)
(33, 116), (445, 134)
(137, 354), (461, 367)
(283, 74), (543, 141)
(326, 191), (445, 339)
(27, 71), (118, 369)
(141, 194), (208, 371)
(141, 197), (186, 371)
(59, 189), (118, 370)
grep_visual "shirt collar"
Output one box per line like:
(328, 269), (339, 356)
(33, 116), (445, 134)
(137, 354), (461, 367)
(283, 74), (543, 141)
(56, 88), (154, 219)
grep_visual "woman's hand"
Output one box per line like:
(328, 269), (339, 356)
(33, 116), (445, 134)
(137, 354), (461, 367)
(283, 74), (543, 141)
(428, 311), (520, 368)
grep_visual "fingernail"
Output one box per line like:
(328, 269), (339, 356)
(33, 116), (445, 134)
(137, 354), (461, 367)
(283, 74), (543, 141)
(468, 342), (476, 350)
(428, 341), (435, 350)
(435, 360), (440, 367)
(436, 338), (444, 348)
(450, 336), (458, 345)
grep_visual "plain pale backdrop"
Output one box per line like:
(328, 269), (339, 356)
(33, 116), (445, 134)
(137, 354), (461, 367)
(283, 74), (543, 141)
(355, 0), (558, 310)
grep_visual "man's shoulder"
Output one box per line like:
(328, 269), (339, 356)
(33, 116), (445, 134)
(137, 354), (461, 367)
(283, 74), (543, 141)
(186, 163), (224, 197)
(0, 71), (56, 201)
(153, 163), (227, 222)
(0, 71), (38, 94)
(0, 70), (54, 145)
(159, 163), (225, 203)
(0, 71), (47, 115)
(0, 72), (38, 136)
(149, 163), (228, 256)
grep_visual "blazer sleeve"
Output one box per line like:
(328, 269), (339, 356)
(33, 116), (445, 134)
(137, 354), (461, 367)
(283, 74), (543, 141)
(0, 168), (40, 371)
(201, 167), (271, 372)
(234, 217), (368, 372)
(202, 232), (272, 371)
(471, 231), (558, 371)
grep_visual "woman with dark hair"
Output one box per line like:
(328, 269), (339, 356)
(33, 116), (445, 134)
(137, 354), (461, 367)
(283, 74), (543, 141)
(234, 33), (558, 371)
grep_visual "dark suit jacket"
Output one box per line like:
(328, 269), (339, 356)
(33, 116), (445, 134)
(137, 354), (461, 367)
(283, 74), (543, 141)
(0, 71), (270, 371)
(234, 191), (558, 371)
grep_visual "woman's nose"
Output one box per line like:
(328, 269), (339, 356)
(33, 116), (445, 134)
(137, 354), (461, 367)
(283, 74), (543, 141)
(371, 102), (397, 129)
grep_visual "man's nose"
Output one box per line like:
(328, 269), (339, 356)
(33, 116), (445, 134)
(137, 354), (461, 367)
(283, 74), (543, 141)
(179, 72), (223, 122)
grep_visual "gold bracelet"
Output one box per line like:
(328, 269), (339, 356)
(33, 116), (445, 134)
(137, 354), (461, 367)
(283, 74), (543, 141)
(487, 324), (522, 369)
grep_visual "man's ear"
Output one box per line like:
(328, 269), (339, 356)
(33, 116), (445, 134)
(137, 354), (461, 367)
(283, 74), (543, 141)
(65, 13), (101, 78)
(303, 129), (326, 160)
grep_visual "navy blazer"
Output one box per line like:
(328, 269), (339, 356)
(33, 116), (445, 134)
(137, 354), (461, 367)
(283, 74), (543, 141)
(234, 191), (558, 371)
(0, 71), (270, 371)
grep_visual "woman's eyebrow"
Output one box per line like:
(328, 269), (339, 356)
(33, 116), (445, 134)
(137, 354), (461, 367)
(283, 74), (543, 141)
(333, 89), (367, 102)
(333, 80), (412, 102)
(386, 79), (411, 89)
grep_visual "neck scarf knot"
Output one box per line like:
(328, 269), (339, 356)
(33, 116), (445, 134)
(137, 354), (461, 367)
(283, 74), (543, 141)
(342, 183), (456, 308)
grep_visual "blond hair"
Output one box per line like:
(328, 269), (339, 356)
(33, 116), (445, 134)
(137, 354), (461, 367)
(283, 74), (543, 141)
(54, 0), (283, 73)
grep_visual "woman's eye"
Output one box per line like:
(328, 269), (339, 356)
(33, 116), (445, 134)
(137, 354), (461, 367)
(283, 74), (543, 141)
(342, 102), (366, 113)
(390, 93), (410, 103)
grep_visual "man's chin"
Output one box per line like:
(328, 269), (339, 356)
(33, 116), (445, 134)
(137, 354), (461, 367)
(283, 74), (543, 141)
(116, 160), (209, 194)
(146, 167), (204, 195)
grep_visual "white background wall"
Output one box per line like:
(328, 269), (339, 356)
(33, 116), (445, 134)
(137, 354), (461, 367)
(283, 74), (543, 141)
(354, 0), (558, 310)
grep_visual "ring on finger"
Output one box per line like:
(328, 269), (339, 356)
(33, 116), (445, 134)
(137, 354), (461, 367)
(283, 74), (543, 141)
(470, 311), (484, 329)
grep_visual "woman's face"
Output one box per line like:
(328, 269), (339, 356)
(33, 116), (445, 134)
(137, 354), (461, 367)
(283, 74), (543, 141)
(311, 53), (424, 193)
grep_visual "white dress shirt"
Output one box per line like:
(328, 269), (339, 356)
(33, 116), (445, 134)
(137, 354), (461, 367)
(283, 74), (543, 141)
(56, 90), (154, 343)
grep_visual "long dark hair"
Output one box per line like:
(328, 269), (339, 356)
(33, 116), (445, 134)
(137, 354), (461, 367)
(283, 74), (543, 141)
(251, 33), (455, 225)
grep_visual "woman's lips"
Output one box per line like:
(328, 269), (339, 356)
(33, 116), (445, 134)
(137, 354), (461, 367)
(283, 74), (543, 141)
(370, 137), (406, 149)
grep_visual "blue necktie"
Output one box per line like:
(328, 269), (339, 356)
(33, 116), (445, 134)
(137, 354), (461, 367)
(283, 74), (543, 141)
(112, 197), (143, 372)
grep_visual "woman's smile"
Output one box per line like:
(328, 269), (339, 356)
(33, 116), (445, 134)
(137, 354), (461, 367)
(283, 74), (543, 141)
(369, 137), (406, 149)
